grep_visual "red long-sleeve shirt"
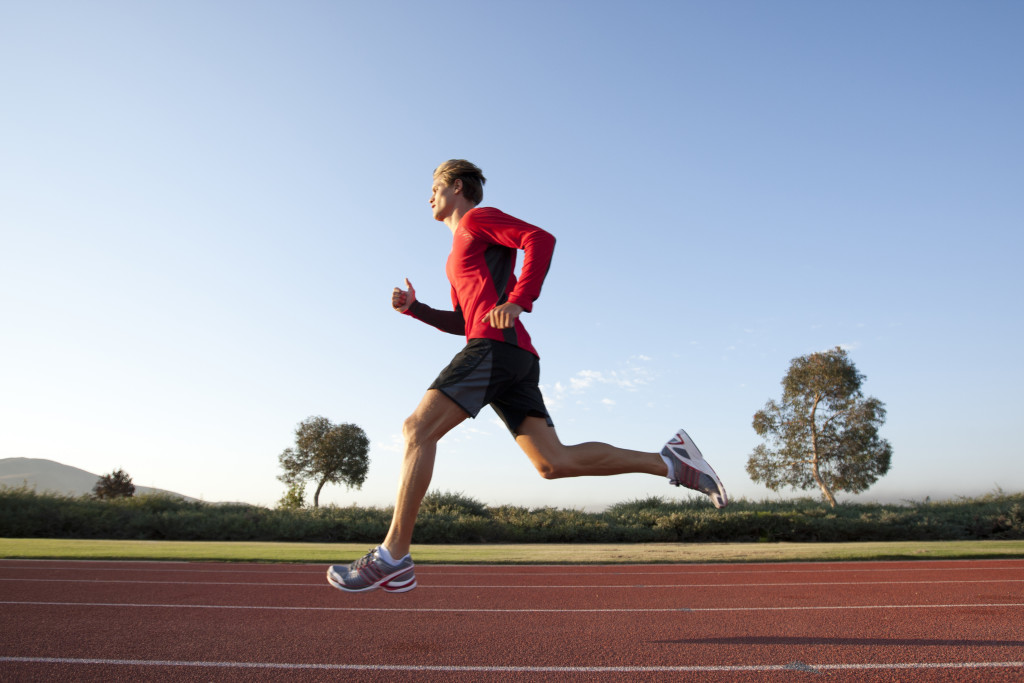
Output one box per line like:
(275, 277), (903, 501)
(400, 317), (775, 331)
(405, 207), (555, 357)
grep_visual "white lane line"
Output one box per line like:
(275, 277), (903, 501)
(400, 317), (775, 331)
(3, 557), (1022, 567)
(3, 577), (1024, 589)
(2, 600), (1023, 613)
(1, 656), (1022, 673)
(0, 565), (311, 575)
(2, 561), (1023, 578)
(2, 566), (1023, 579)
(0, 578), (317, 587)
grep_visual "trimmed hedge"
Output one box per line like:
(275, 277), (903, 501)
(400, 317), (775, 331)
(1, 486), (1022, 543)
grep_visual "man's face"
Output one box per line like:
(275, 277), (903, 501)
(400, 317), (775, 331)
(429, 176), (459, 222)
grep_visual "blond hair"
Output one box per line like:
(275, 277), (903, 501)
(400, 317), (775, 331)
(434, 159), (486, 206)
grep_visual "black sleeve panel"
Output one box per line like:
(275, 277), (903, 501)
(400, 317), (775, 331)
(407, 300), (466, 336)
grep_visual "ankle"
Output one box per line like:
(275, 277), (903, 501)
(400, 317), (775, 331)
(659, 453), (673, 478)
(379, 544), (410, 564)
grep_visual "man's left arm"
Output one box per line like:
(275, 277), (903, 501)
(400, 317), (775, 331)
(470, 210), (556, 329)
(507, 221), (556, 313)
(469, 210), (556, 311)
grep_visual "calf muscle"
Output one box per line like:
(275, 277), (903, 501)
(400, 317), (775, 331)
(515, 417), (666, 479)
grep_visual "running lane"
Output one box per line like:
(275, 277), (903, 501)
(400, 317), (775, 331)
(1, 558), (1022, 682)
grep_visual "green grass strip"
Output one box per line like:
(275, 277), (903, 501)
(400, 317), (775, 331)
(2, 538), (1023, 564)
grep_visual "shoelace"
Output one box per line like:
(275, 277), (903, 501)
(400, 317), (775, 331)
(350, 549), (377, 571)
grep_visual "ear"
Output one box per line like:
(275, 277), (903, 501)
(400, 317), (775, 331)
(452, 179), (462, 194)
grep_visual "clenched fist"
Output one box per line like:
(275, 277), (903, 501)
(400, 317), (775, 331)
(392, 278), (416, 313)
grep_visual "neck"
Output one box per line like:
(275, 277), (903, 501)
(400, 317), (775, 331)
(444, 204), (474, 233)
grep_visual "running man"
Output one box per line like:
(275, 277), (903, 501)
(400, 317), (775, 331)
(327, 160), (727, 593)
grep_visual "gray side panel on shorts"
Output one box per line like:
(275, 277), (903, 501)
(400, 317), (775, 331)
(439, 347), (493, 418)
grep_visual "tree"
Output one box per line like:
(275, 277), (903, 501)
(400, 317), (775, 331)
(277, 416), (370, 508)
(93, 468), (135, 499)
(746, 347), (892, 507)
(277, 482), (306, 510)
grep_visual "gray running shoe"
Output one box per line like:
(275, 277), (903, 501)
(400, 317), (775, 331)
(662, 428), (728, 509)
(326, 546), (417, 593)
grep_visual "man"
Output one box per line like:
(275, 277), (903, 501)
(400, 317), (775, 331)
(327, 160), (727, 593)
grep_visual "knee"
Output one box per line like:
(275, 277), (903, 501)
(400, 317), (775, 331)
(519, 434), (570, 480)
(534, 462), (557, 480)
(402, 414), (434, 449)
(532, 456), (566, 480)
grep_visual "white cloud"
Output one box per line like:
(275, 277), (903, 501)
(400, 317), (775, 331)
(447, 424), (493, 443)
(541, 357), (658, 413)
(570, 370), (603, 390)
(561, 366), (652, 394)
(375, 433), (404, 454)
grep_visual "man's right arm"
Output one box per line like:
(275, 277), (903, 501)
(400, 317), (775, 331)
(393, 279), (465, 336)
(406, 301), (465, 336)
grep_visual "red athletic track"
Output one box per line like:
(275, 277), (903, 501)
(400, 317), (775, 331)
(2, 558), (1023, 682)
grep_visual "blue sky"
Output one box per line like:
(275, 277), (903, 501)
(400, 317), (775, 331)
(2, 1), (1022, 510)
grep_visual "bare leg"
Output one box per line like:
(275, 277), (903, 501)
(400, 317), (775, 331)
(515, 416), (668, 479)
(382, 389), (467, 559)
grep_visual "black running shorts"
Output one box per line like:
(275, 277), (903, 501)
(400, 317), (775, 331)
(430, 339), (554, 436)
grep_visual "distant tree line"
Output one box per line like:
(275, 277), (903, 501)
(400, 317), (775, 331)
(2, 486), (1021, 543)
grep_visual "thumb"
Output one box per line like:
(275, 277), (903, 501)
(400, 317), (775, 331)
(404, 278), (414, 291)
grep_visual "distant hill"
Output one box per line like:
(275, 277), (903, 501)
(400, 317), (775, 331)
(0, 457), (196, 500)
